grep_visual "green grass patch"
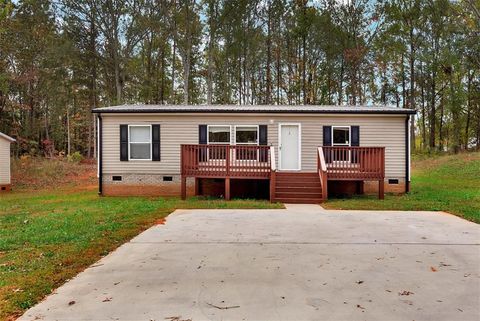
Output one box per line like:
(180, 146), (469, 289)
(0, 190), (282, 320)
(324, 152), (480, 223)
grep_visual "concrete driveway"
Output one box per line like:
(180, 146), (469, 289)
(20, 205), (479, 321)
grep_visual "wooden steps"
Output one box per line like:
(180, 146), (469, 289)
(273, 172), (324, 204)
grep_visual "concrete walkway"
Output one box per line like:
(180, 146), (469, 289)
(20, 205), (480, 321)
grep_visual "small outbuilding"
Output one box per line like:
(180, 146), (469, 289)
(0, 132), (15, 191)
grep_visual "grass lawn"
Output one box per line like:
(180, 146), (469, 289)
(324, 152), (480, 223)
(0, 159), (282, 321)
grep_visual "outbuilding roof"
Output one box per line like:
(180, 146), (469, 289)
(0, 132), (15, 143)
(92, 104), (416, 115)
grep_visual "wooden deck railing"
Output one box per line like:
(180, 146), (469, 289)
(181, 144), (272, 179)
(317, 147), (328, 200)
(322, 146), (385, 199)
(322, 146), (385, 180)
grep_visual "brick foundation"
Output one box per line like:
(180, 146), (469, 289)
(102, 174), (195, 197)
(328, 178), (406, 197)
(0, 184), (11, 192)
(364, 179), (406, 194)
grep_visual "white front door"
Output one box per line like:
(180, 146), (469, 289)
(279, 124), (300, 170)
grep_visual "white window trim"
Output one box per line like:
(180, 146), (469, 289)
(207, 125), (232, 145)
(278, 123), (302, 171)
(234, 125), (259, 145)
(128, 124), (152, 161)
(332, 126), (351, 146)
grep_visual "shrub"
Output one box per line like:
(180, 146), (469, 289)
(67, 151), (83, 163)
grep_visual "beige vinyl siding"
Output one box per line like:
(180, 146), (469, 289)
(0, 138), (11, 184)
(101, 113), (406, 178)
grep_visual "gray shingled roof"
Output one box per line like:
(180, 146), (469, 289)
(92, 104), (416, 115)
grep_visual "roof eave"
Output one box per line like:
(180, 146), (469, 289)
(92, 109), (416, 115)
(0, 132), (16, 142)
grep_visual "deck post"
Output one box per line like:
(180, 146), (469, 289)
(181, 176), (187, 200)
(225, 177), (231, 200)
(195, 178), (200, 196)
(270, 171), (276, 202)
(378, 179), (384, 200)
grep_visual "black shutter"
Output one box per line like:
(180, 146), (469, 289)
(152, 124), (160, 161)
(323, 126), (332, 146)
(259, 125), (268, 162)
(199, 125), (207, 144)
(199, 125), (207, 162)
(323, 126), (332, 163)
(351, 126), (360, 146)
(120, 125), (128, 161)
(351, 126), (360, 163)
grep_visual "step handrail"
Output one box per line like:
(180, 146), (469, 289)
(270, 146), (276, 172)
(270, 146), (276, 202)
(317, 147), (328, 200)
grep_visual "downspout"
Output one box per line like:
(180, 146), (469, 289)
(98, 114), (103, 196)
(405, 115), (410, 193)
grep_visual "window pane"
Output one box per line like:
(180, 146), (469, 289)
(236, 127), (258, 144)
(130, 126), (150, 143)
(208, 126), (230, 143)
(333, 127), (349, 145)
(130, 143), (151, 159)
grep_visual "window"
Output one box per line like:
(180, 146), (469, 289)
(332, 126), (350, 146)
(332, 126), (350, 161)
(208, 125), (231, 144)
(129, 125), (151, 160)
(207, 125), (230, 160)
(235, 126), (258, 145)
(235, 125), (259, 160)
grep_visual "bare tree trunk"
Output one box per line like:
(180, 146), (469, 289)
(420, 62), (427, 149)
(401, 54), (406, 109)
(171, 0), (177, 103)
(67, 106), (71, 156)
(439, 93), (444, 151)
(301, 2), (307, 105)
(338, 57), (344, 105)
(88, 10), (97, 158)
(206, 0), (215, 105)
(464, 70), (473, 149)
(265, 2), (272, 105)
(409, 29), (416, 150)
(429, 70), (436, 149)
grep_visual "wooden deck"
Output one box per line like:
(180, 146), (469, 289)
(181, 144), (385, 202)
(318, 146), (385, 199)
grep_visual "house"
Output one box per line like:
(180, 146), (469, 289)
(0, 132), (15, 192)
(92, 105), (415, 203)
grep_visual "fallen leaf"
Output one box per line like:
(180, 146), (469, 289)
(399, 291), (414, 296)
(155, 218), (166, 225)
(430, 266), (437, 272)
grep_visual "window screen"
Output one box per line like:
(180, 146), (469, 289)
(129, 126), (151, 160)
(332, 127), (350, 146)
(208, 126), (230, 144)
(236, 126), (258, 144)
